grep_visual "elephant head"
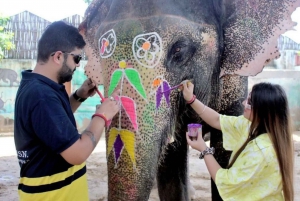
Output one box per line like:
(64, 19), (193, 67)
(79, 0), (300, 200)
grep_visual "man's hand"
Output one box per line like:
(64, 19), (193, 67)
(95, 89), (121, 120)
(76, 78), (97, 99)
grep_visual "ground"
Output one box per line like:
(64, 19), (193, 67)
(0, 133), (299, 201)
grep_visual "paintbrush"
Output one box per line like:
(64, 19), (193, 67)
(94, 87), (105, 102)
(161, 80), (193, 93)
(89, 78), (105, 102)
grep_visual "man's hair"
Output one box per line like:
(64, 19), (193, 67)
(37, 21), (86, 62)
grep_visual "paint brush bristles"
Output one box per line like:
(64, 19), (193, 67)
(161, 80), (193, 93)
(162, 83), (183, 93)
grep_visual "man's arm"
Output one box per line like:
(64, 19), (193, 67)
(61, 93), (120, 165)
(69, 78), (97, 113)
(69, 91), (83, 112)
(61, 116), (105, 165)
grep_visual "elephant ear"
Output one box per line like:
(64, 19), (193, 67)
(221, 0), (300, 76)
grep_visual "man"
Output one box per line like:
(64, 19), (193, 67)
(14, 21), (120, 201)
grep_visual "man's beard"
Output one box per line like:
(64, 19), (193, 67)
(57, 60), (75, 84)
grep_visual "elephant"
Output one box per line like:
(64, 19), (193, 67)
(0, 68), (19, 87)
(78, 0), (300, 200)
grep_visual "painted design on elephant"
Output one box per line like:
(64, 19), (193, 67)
(98, 29), (117, 58)
(132, 32), (163, 68)
(108, 60), (147, 100)
(221, 0), (300, 76)
(201, 33), (217, 54)
(107, 128), (136, 168)
(107, 60), (150, 168)
(247, 0), (259, 11)
(150, 76), (171, 110)
(110, 175), (138, 200)
(115, 96), (138, 131)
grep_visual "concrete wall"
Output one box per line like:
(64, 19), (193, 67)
(0, 60), (36, 133)
(248, 69), (300, 131)
(0, 59), (103, 133)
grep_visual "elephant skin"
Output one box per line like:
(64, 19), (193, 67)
(79, 0), (300, 200)
(0, 68), (19, 87)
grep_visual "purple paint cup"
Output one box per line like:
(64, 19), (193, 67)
(188, 124), (202, 139)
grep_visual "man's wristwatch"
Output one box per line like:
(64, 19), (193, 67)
(199, 147), (215, 159)
(72, 90), (87, 102)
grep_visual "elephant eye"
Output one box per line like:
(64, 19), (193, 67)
(165, 37), (196, 71)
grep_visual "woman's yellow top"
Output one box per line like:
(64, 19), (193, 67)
(216, 115), (283, 201)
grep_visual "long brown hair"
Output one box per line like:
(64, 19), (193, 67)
(227, 82), (294, 201)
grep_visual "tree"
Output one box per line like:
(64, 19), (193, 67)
(0, 14), (15, 61)
(83, 0), (92, 5)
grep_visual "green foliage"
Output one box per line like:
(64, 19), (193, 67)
(83, 0), (92, 5)
(0, 14), (15, 61)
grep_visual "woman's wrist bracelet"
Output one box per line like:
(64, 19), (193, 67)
(92, 113), (109, 126)
(186, 95), (196, 105)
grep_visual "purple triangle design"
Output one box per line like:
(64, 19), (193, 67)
(162, 81), (171, 107)
(156, 85), (163, 110)
(114, 134), (124, 163)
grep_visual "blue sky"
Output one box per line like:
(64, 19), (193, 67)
(0, 0), (299, 43)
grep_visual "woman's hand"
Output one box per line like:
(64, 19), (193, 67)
(95, 89), (121, 120)
(181, 80), (194, 102)
(186, 130), (208, 152)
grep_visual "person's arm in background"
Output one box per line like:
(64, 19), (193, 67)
(181, 81), (221, 130)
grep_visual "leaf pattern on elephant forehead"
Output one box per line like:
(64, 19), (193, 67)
(132, 32), (163, 68)
(108, 61), (147, 100)
(98, 29), (117, 58)
(108, 69), (123, 96)
(115, 96), (138, 131)
(155, 81), (171, 110)
(107, 128), (136, 169)
(124, 68), (147, 100)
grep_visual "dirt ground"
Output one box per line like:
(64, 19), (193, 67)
(0, 133), (299, 201)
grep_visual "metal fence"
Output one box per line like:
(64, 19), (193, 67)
(3, 11), (84, 60)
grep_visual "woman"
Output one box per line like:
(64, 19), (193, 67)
(182, 82), (294, 201)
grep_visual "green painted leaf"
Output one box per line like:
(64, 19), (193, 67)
(108, 70), (123, 96)
(124, 69), (147, 99)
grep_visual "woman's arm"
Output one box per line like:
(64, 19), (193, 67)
(182, 81), (221, 130)
(186, 132), (221, 181)
(203, 155), (221, 181)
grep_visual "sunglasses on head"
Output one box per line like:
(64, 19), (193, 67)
(51, 51), (82, 64)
